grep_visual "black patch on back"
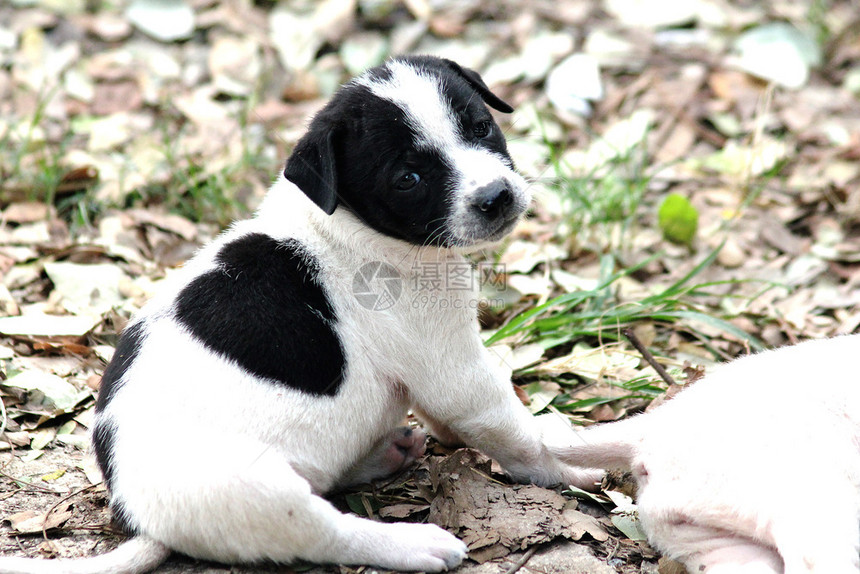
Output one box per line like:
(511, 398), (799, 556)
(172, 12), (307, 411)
(93, 320), (145, 534)
(174, 233), (345, 396)
(96, 320), (145, 413)
(92, 421), (118, 491)
(91, 421), (137, 534)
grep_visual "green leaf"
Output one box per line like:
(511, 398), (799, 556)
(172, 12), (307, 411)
(660, 309), (764, 351)
(563, 485), (613, 508)
(611, 514), (648, 541)
(658, 193), (698, 245)
(344, 493), (382, 517)
(523, 381), (562, 414)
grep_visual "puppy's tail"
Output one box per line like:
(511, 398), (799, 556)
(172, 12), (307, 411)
(550, 415), (649, 470)
(0, 536), (169, 574)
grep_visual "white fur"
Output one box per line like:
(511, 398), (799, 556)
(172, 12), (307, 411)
(555, 335), (860, 573)
(445, 145), (529, 246)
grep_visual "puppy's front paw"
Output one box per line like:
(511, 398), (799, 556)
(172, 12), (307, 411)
(504, 454), (604, 491)
(560, 465), (604, 492)
(380, 523), (467, 571)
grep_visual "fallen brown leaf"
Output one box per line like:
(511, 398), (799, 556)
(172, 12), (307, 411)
(377, 503), (430, 519)
(6, 504), (73, 534)
(3, 202), (51, 224)
(428, 449), (608, 563)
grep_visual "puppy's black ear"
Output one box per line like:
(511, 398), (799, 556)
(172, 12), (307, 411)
(284, 126), (339, 215)
(444, 59), (514, 114)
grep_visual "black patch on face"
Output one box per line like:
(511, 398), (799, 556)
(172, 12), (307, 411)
(333, 92), (456, 245)
(174, 233), (345, 397)
(401, 55), (514, 113)
(441, 77), (513, 167)
(330, 75), (513, 246)
(382, 55), (514, 167)
(284, 55), (517, 247)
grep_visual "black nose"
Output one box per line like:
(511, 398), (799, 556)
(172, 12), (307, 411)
(472, 181), (514, 219)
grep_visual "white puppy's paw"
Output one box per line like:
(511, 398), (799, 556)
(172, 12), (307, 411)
(382, 523), (468, 571)
(517, 462), (603, 491)
(528, 413), (606, 490)
(560, 465), (605, 491)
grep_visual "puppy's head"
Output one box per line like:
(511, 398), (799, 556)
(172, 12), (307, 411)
(284, 55), (529, 248)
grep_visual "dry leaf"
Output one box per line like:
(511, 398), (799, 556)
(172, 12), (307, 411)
(3, 202), (50, 224)
(91, 80), (143, 115)
(378, 504), (430, 519)
(0, 314), (99, 338)
(6, 505), (73, 534)
(127, 208), (198, 241)
(429, 449), (608, 563)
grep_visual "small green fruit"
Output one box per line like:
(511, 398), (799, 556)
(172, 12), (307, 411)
(658, 193), (699, 245)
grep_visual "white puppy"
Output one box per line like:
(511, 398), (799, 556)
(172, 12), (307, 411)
(554, 335), (860, 573)
(0, 56), (599, 574)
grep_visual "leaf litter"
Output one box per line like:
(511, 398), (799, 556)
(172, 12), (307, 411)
(1, 0), (860, 572)
(429, 449), (609, 562)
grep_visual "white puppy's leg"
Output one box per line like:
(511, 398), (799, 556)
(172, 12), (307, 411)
(775, 532), (860, 574)
(770, 503), (860, 574)
(688, 540), (784, 574)
(124, 441), (465, 571)
(409, 348), (603, 490)
(339, 426), (427, 486)
(411, 406), (465, 447)
(416, 392), (601, 489)
(644, 518), (782, 574)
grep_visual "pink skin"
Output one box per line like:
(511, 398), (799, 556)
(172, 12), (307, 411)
(340, 426), (427, 486)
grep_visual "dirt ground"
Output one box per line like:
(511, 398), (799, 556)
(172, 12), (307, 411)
(0, 445), (658, 573)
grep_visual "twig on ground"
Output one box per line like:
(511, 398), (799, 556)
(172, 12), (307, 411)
(503, 545), (539, 574)
(622, 328), (676, 386)
(775, 314), (800, 346)
(0, 467), (62, 494)
(0, 391), (8, 440)
(42, 484), (99, 541)
(605, 538), (620, 561)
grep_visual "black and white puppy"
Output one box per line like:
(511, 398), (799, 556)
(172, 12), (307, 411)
(553, 335), (860, 574)
(0, 56), (599, 574)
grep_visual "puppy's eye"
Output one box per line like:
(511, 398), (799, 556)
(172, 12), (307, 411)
(473, 120), (491, 139)
(395, 172), (421, 191)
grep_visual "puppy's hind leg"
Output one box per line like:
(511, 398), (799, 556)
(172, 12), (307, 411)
(339, 426), (427, 486)
(769, 499), (860, 574)
(644, 519), (782, 574)
(683, 538), (784, 574)
(135, 442), (464, 572)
